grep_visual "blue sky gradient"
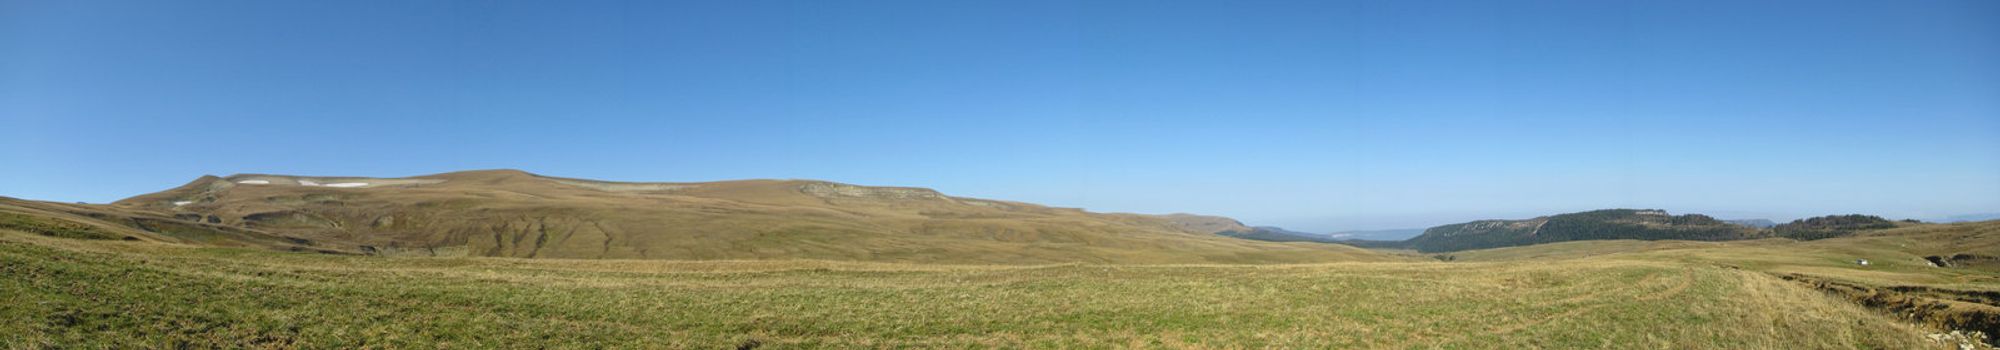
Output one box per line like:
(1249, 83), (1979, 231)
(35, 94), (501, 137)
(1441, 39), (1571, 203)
(3, 0), (1997, 231)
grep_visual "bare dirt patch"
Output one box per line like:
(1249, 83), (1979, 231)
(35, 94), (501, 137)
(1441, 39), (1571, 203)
(1782, 274), (2000, 347)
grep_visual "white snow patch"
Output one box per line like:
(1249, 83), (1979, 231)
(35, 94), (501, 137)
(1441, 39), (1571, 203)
(237, 180), (270, 185)
(299, 180), (321, 186)
(323, 183), (367, 188)
(172, 201), (193, 206)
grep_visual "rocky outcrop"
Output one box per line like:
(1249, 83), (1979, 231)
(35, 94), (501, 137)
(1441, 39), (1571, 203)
(798, 182), (947, 200)
(1154, 213), (1251, 235)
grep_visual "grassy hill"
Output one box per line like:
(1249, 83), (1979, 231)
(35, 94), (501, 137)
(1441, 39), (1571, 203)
(0, 226), (1947, 348)
(98, 169), (1391, 264)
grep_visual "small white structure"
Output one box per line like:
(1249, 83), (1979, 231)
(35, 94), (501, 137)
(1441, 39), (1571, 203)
(1856, 259), (1871, 266)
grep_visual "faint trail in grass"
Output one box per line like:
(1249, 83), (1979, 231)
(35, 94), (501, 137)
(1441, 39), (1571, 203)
(1487, 304), (1606, 336)
(1637, 269), (1694, 301)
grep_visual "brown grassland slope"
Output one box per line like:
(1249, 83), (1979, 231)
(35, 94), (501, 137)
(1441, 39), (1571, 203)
(106, 169), (1388, 264)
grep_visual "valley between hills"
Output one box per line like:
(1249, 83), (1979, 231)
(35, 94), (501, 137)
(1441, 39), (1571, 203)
(3, 169), (1996, 348)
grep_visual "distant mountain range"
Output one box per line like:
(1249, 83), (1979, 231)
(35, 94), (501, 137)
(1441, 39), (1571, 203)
(1771, 215), (1898, 240)
(1213, 210), (1875, 252)
(1216, 226), (1426, 243)
(1218, 226), (1341, 243)
(1327, 228), (1427, 241)
(1398, 209), (1757, 252)
(1359, 209), (1911, 253)
(1938, 213), (2000, 223)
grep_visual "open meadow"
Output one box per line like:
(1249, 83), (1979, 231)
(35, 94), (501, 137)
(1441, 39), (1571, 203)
(11, 224), (1986, 349)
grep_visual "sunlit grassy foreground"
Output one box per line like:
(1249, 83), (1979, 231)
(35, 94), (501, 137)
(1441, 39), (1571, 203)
(1, 231), (1934, 349)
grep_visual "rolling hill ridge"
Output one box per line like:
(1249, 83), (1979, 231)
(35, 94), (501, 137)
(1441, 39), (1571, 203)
(95, 169), (1393, 264)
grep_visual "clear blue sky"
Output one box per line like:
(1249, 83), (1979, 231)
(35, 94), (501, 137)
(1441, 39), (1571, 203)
(3, 0), (1996, 231)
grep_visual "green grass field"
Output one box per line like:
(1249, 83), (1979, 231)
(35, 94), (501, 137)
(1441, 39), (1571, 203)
(3, 227), (1959, 349)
